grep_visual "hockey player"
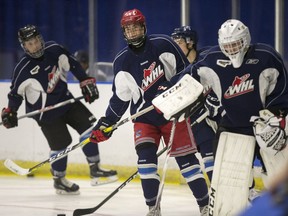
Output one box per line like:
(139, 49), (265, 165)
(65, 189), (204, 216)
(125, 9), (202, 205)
(157, 19), (288, 215)
(89, 9), (209, 216)
(171, 26), (217, 182)
(1, 25), (117, 195)
(74, 50), (108, 81)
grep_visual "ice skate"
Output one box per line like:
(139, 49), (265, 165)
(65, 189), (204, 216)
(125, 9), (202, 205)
(90, 163), (118, 186)
(248, 188), (262, 203)
(200, 205), (209, 216)
(146, 205), (161, 216)
(53, 177), (80, 195)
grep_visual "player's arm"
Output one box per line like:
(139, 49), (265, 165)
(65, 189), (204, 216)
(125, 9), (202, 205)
(2, 91), (24, 129)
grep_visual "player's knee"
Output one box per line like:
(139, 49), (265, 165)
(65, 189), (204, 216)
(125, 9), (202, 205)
(136, 142), (159, 181)
(176, 153), (204, 183)
(202, 155), (214, 174)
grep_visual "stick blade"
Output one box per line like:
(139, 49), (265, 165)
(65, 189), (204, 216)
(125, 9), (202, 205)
(73, 208), (96, 216)
(4, 159), (30, 175)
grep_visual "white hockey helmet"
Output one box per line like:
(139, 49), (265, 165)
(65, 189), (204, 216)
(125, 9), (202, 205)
(218, 19), (251, 68)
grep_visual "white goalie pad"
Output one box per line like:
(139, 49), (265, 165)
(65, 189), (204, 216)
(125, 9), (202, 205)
(208, 132), (255, 216)
(152, 74), (204, 121)
(260, 145), (288, 187)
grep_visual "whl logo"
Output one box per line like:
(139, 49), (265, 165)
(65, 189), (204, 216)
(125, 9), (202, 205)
(47, 66), (62, 93)
(141, 62), (164, 91)
(224, 74), (254, 99)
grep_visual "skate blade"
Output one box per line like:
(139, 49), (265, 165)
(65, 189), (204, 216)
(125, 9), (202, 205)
(55, 189), (80, 195)
(91, 175), (118, 186)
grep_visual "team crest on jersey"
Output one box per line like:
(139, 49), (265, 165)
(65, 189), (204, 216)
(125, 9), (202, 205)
(47, 66), (62, 93)
(141, 62), (164, 91)
(216, 59), (231, 68)
(224, 73), (254, 99)
(30, 65), (40, 75)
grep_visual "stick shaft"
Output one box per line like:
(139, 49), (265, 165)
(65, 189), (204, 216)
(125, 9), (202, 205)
(104, 105), (154, 132)
(0, 96), (84, 125)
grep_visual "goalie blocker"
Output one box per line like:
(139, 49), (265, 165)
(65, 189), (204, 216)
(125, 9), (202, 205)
(152, 74), (205, 122)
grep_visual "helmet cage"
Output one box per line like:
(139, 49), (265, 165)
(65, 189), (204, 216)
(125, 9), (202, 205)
(218, 19), (251, 68)
(18, 25), (45, 58)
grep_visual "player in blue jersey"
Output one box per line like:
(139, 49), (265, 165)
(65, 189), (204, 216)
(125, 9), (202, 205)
(89, 9), (210, 216)
(163, 19), (288, 215)
(171, 26), (217, 183)
(1, 25), (117, 195)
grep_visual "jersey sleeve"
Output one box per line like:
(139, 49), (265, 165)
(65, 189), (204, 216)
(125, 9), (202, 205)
(104, 59), (131, 123)
(7, 60), (27, 110)
(264, 48), (288, 114)
(56, 43), (88, 81)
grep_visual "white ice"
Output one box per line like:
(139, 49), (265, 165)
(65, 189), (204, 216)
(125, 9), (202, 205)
(0, 176), (201, 216)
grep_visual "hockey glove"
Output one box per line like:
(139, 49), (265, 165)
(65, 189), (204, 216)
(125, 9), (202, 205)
(204, 94), (221, 118)
(251, 109), (288, 155)
(80, 77), (99, 103)
(90, 117), (115, 143)
(1, 107), (18, 128)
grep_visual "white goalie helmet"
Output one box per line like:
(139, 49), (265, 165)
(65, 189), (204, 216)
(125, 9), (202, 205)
(218, 19), (251, 68)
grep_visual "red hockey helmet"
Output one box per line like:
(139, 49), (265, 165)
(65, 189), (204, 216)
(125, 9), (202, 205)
(120, 9), (146, 27)
(120, 9), (147, 47)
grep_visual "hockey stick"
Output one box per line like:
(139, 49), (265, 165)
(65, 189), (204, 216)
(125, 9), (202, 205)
(73, 146), (168, 216)
(154, 119), (177, 211)
(191, 110), (209, 127)
(0, 96), (84, 126)
(4, 105), (155, 176)
(154, 110), (210, 211)
(103, 105), (154, 133)
(4, 138), (91, 176)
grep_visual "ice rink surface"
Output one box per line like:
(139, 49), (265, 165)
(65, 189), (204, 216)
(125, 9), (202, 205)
(0, 176), (201, 216)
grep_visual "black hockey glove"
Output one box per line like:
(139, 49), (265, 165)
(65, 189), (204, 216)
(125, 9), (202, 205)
(80, 77), (99, 103)
(1, 107), (18, 128)
(90, 117), (115, 143)
(204, 94), (221, 118)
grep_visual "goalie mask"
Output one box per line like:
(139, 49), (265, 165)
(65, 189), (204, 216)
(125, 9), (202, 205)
(120, 9), (147, 48)
(218, 19), (251, 68)
(18, 24), (45, 58)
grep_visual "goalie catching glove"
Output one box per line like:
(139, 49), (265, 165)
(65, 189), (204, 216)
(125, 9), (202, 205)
(80, 77), (99, 103)
(250, 109), (288, 155)
(90, 117), (115, 143)
(1, 107), (18, 128)
(152, 74), (205, 122)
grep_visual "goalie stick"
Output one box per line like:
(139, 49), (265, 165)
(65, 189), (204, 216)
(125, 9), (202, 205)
(0, 96), (84, 126)
(154, 119), (177, 211)
(4, 105), (154, 176)
(73, 145), (168, 216)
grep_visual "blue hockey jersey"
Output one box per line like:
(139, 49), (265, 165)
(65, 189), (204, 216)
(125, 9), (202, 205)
(7, 41), (88, 123)
(105, 34), (190, 126)
(185, 43), (288, 135)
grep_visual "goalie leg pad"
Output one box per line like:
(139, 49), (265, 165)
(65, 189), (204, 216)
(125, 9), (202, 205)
(208, 132), (255, 216)
(260, 145), (288, 187)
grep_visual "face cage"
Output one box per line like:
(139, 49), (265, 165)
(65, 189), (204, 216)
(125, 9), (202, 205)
(21, 35), (45, 58)
(123, 24), (146, 47)
(219, 38), (247, 68)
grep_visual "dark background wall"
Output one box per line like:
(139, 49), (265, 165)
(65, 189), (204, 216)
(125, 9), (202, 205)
(0, 0), (287, 79)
